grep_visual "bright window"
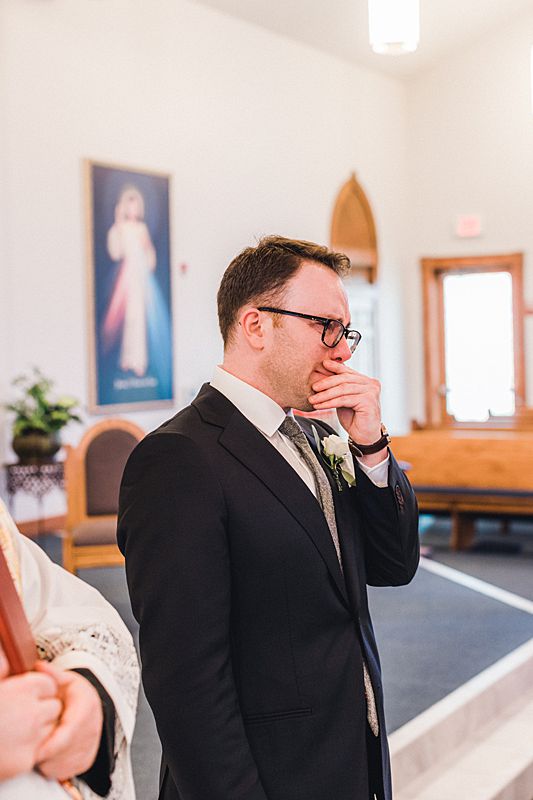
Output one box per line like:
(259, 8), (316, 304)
(443, 271), (515, 422)
(421, 253), (525, 429)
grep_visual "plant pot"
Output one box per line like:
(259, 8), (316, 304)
(12, 432), (61, 465)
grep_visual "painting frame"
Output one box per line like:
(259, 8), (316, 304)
(85, 160), (175, 413)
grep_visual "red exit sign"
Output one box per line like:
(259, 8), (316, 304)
(455, 215), (482, 238)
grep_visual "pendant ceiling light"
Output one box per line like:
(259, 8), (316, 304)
(368, 0), (420, 55)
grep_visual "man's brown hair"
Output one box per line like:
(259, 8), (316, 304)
(217, 235), (350, 346)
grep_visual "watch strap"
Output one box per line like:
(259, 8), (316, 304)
(349, 424), (391, 456)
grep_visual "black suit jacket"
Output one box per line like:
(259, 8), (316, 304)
(117, 384), (419, 800)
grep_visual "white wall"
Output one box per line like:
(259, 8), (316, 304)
(0, 1), (10, 499)
(1, 0), (410, 520)
(406, 7), (533, 422)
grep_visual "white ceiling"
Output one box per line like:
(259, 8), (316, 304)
(191, 0), (533, 79)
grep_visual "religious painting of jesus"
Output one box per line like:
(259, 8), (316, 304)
(86, 161), (174, 412)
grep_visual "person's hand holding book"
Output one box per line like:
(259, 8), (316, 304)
(0, 643), (62, 781)
(35, 660), (103, 782)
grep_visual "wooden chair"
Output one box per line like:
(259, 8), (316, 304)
(62, 418), (144, 573)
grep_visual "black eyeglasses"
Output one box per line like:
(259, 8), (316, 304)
(257, 307), (362, 353)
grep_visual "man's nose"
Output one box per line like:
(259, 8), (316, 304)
(332, 335), (352, 362)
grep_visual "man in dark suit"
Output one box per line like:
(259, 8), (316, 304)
(118, 236), (419, 800)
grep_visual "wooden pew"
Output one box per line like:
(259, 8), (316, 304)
(391, 431), (533, 549)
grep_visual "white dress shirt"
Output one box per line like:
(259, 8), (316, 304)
(210, 366), (389, 493)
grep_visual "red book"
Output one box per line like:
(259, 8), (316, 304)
(0, 545), (37, 674)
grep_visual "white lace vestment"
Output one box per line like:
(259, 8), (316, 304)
(0, 501), (139, 799)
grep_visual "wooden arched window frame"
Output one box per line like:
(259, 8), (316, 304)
(330, 173), (378, 283)
(422, 252), (526, 429)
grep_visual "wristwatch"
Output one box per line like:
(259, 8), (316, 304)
(348, 424), (391, 457)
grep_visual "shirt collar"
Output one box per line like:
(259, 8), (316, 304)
(210, 366), (288, 437)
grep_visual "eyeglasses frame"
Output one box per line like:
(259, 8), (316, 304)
(257, 306), (362, 352)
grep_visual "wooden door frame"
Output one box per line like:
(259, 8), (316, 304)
(421, 252), (525, 429)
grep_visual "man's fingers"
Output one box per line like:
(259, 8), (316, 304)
(310, 384), (369, 404)
(311, 376), (369, 393)
(312, 396), (371, 410)
(322, 358), (351, 373)
(312, 369), (379, 393)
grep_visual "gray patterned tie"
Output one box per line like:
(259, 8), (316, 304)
(279, 416), (379, 737)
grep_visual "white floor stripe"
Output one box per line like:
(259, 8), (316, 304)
(419, 556), (533, 615)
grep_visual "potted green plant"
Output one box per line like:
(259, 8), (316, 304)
(6, 368), (82, 464)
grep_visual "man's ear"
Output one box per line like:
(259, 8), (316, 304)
(239, 308), (268, 351)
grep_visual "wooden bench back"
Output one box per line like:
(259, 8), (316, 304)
(391, 431), (533, 491)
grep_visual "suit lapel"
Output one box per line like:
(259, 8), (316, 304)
(193, 385), (349, 608)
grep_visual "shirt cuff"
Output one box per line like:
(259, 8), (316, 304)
(356, 454), (389, 488)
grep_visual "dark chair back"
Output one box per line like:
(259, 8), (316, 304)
(85, 429), (140, 516)
(63, 418), (144, 572)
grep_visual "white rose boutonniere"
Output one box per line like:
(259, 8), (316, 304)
(311, 426), (356, 491)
